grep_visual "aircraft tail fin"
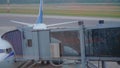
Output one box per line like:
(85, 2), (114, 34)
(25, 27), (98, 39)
(36, 0), (43, 24)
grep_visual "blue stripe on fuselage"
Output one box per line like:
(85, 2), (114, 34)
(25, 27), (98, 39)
(5, 52), (14, 60)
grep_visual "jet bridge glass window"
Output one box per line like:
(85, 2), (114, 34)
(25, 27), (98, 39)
(86, 27), (120, 57)
(27, 39), (32, 47)
(6, 48), (12, 54)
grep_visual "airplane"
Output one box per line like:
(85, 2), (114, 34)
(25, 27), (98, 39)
(0, 36), (14, 63)
(10, 0), (78, 30)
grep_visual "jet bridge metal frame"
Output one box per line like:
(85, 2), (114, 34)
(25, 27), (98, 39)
(50, 21), (120, 68)
(85, 22), (120, 61)
(81, 21), (120, 68)
(2, 20), (120, 68)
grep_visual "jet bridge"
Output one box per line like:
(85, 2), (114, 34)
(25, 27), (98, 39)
(1, 20), (120, 68)
(18, 27), (51, 61)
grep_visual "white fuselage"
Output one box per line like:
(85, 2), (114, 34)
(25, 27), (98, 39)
(0, 37), (14, 63)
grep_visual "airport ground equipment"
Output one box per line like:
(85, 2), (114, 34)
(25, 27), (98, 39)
(2, 20), (120, 68)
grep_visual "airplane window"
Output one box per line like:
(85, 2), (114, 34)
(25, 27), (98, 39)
(0, 49), (4, 53)
(6, 48), (12, 54)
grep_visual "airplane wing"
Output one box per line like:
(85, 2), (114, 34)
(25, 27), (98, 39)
(47, 21), (78, 27)
(10, 20), (33, 27)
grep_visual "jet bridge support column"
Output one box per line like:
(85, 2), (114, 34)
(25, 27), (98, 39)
(35, 30), (51, 60)
(22, 27), (51, 61)
(102, 61), (106, 68)
(79, 21), (87, 68)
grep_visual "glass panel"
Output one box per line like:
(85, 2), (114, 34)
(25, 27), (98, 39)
(86, 27), (120, 57)
(50, 30), (80, 56)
